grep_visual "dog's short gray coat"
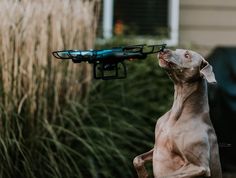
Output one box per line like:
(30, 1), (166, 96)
(133, 49), (222, 178)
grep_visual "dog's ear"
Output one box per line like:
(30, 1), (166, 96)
(200, 59), (217, 83)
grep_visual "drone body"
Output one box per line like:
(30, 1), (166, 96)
(52, 44), (166, 80)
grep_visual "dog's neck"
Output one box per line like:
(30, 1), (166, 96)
(169, 78), (209, 123)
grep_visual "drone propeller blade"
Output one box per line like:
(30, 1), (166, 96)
(144, 44), (167, 54)
(123, 44), (146, 53)
(52, 51), (72, 59)
(124, 44), (146, 49)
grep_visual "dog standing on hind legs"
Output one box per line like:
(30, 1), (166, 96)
(133, 49), (222, 178)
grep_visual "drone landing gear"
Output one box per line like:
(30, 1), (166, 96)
(93, 62), (127, 80)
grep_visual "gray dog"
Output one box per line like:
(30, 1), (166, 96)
(133, 49), (222, 178)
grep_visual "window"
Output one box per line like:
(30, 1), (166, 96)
(98, 0), (179, 46)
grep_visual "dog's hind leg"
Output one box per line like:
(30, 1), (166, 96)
(158, 163), (210, 178)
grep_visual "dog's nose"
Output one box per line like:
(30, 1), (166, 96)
(159, 49), (171, 54)
(158, 49), (171, 58)
(163, 49), (171, 53)
(159, 51), (164, 56)
(158, 51), (164, 59)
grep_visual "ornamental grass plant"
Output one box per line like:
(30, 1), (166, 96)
(0, 0), (174, 177)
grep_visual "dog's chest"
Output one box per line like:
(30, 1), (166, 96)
(156, 130), (172, 150)
(154, 115), (185, 153)
(153, 124), (185, 171)
(155, 120), (176, 151)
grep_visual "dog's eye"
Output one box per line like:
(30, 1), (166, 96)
(184, 52), (191, 59)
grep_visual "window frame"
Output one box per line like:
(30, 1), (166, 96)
(101, 0), (179, 46)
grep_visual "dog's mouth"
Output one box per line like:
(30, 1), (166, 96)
(158, 57), (175, 68)
(158, 50), (178, 69)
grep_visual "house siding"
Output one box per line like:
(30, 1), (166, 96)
(179, 0), (236, 55)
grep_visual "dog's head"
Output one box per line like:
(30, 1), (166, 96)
(158, 49), (216, 83)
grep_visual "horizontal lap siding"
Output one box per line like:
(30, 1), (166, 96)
(179, 0), (236, 55)
(180, 0), (236, 7)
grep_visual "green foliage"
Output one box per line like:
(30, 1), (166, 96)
(0, 55), (173, 178)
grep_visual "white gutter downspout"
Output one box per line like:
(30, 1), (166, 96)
(103, 0), (114, 39)
(165, 0), (179, 46)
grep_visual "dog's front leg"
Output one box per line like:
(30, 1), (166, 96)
(133, 149), (153, 178)
(159, 164), (210, 178)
